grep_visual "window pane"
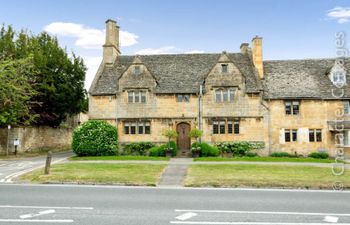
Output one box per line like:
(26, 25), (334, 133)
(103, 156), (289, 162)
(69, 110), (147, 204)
(141, 91), (146, 103)
(234, 121), (240, 134)
(285, 102), (291, 115)
(177, 94), (183, 102)
(184, 95), (190, 102)
(124, 123), (129, 134)
(219, 121), (225, 134)
(285, 129), (291, 142)
(222, 64), (228, 73)
(138, 122), (144, 134)
(344, 101), (350, 114)
(223, 90), (228, 102)
(134, 66), (140, 75)
(213, 122), (219, 134)
(134, 91), (140, 103)
(215, 90), (221, 102)
(128, 92), (133, 103)
(145, 122), (151, 134)
(229, 89), (235, 102)
(228, 121), (233, 134)
(344, 131), (349, 146)
(292, 129), (297, 141)
(130, 123), (136, 134)
(292, 101), (299, 115)
(316, 129), (322, 142)
(309, 129), (315, 142)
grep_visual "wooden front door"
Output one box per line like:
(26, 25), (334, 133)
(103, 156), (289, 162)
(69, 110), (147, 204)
(176, 123), (191, 150)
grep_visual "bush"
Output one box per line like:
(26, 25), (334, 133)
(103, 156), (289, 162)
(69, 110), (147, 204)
(149, 141), (177, 157)
(246, 152), (258, 157)
(308, 152), (329, 159)
(72, 120), (118, 156)
(122, 142), (155, 156)
(216, 141), (260, 156)
(270, 152), (293, 157)
(192, 142), (219, 157)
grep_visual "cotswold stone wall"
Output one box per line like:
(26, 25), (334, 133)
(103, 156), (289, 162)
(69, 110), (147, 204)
(0, 127), (72, 154)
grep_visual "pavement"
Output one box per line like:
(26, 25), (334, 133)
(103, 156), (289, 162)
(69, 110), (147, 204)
(0, 151), (74, 183)
(158, 158), (192, 187)
(0, 184), (349, 225)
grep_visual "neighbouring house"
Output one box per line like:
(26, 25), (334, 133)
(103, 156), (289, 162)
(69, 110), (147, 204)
(88, 19), (350, 158)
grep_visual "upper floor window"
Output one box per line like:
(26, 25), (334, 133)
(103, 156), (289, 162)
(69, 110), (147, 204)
(284, 129), (297, 142)
(221, 64), (228, 73)
(177, 94), (190, 102)
(133, 66), (141, 75)
(128, 90), (146, 103)
(215, 88), (235, 103)
(309, 129), (322, 142)
(331, 70), (346, 85)
(344, 101), (350, 115)
(124, 121), (150, 135)
(285, 101), (299, 115)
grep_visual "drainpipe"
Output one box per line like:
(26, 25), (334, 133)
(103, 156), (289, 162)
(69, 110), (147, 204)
(198, 85), (203, 143)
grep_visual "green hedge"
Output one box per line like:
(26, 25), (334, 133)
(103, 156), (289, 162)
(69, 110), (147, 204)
(270, 152), (294, 157)
(72, 120), (118, 156)
(192, 142), (219, 157)
(122, 142), (155, 156)
(149, 141), (177, 157)
(308, 152), (329, 159)
(216, 141), (264, 156)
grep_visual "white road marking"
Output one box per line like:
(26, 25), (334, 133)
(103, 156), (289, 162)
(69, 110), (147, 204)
(175, 209), (350, 217)
(0, 219), (73, 223)
(170, 222), (350, 225)
(176, 212), (198, 221)
(0, 179), (4, 182)
(324, 216), (339, 223)
(0, 205), (93, 210)
(20, 209), (56, 219)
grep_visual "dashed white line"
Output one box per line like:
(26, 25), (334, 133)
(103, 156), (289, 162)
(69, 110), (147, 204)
(20, 209), (56, 219)
(176, 212), (198, 221)
(324, 216), (339, 223)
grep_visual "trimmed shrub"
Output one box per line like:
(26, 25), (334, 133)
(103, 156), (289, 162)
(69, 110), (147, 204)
(308, 152), (329, 159)
(216, 141), (261, 156)
(246, 152), (258, 157)
(270, 152), (293, 157)
(72, 120), (118, 156)
(149, 141), (177, 157)
(122, 142), (155, 156)
(192, 142), (219, 157)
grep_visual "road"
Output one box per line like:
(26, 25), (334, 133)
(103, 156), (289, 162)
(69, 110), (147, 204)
(0, 184), (349, 225)
(0, 152), (73, 183)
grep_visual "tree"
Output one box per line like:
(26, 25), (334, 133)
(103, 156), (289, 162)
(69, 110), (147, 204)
(162, 129), (178, 150)
(188, 128), (203, 143)
(0, 57), (37, 126)
(0, 25), (87, 127)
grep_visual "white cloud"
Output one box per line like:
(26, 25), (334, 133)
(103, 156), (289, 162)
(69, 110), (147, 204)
(44, 22), (138, 49)
(184, 50), (205, 54)
(82, 56), (102, 89)
(327, 7), (350, 23)
(135, 46), (177, 55)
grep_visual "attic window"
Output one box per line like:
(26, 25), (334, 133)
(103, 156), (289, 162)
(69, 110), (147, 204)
(133, 66), (141, 75)
(221, 64), (228, 73)
(332, 70), (346, 85)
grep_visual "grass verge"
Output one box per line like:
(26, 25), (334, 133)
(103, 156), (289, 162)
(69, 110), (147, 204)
(185, 164), (350, 189)
(0, 148), (71, 159)
(19, 163), (166, 186)
(70, 155), (169, 161)
(194, 156), (337, 163)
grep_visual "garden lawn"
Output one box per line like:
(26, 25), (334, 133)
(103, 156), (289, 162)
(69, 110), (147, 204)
(70, 155), (169, 161)
(20, 163), (166, 186)
(185, 164), (350, 189)
(194, 157), (337, 163)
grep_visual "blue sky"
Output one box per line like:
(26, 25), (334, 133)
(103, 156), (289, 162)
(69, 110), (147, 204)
(1, 0), (349, 88)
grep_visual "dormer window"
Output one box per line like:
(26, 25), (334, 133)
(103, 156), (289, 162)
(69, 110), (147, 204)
(128, 90), (146, 103)
(221, 64), (228, 73)
(332, 70), (346, 85)
(133, 66), (141, 75)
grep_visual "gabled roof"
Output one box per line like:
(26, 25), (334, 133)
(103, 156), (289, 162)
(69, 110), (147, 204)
(264, 58), (350, 99)
(89, 53), (261, 95)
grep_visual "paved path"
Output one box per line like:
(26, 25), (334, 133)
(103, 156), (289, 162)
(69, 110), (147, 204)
(0, 151), (74, 183)
(158, 158), (192, 187)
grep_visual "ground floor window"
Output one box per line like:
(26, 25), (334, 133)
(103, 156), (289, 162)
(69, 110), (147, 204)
(284, 129), (297, 142)
(309, 129), (322, 142)
(213, 119), (240, 134)
(124, 121), (150, 135)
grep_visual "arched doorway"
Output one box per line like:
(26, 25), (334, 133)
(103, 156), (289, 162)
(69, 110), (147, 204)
(176, 122), (191, 150)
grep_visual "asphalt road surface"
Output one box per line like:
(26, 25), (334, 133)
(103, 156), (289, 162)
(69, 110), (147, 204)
(0, 152), (73, 183)
(0, 184), (349, 225)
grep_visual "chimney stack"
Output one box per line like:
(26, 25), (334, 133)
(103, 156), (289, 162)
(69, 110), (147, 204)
(103, 19), (120, 65)
(240, 43), (249, 54)
(251, 36), (264, 79)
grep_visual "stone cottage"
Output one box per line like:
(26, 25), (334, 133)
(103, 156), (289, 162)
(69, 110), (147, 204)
(89, 19), (350, 157)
